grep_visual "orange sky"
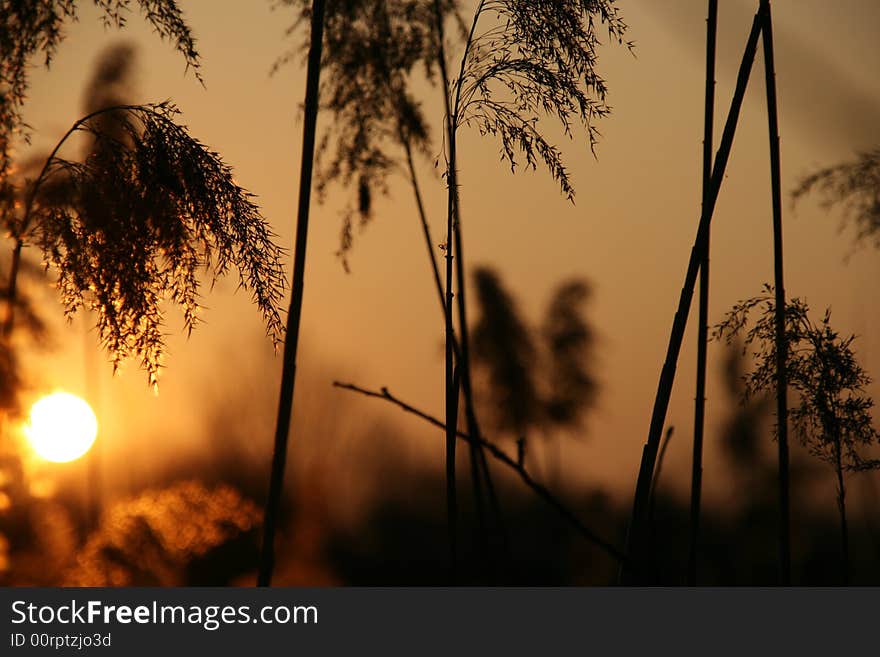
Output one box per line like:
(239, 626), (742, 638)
(18, 0), (880, 514)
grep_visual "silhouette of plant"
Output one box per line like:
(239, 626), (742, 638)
(621, 5), (773, 585)
(793, 148), (880, 248)
(472, 267), (539, 437)
(471, 268), (597, 455)
(274, 0), (460, 271)
(718, 342), (772, 477)
(714, 285), (880, 583)
(0, 0), (201, 183)
(688, 0), (717, 587)
(436, 0), (627, 576)
(450, 1), (630, 195)
(6, 99), (286, 385)
(542, 279), (598, 431)
(259, 0), (327, 587)
(473, 267), (598, 483)
(275, 0), (505, 581)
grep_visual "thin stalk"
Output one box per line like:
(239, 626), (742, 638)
(393, 21), (496, 576)
(688, 0), (717, 587)
(399, 127), (470, 405)
(435, 0), (507, 580)
(649, 426), (674, 579)
(400, 132), (445, 317)
(453, 199), (493, 576)
(433, 0), (460, 579)
(398, 131), (491, 582)
(257, 0), (326, 587)
(649, 426), (675, 525)
(759, 0), (791, 586)
(378, 3), (444, 322)
(621, 10), (764, 584)
(447, 362), (461, 581)
(833, 439), (850, 585)
(84, 313), (101, 529)
(446, 0), (509, 578)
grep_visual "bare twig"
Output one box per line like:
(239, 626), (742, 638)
(332, 380), (627, 565)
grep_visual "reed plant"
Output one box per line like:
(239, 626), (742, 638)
(714, 288), (880, 584)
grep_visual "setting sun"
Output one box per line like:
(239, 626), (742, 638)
(25, 392), (98, 464)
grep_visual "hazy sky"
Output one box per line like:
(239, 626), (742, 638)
(19, 1), (880, 511)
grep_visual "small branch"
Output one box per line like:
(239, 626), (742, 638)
(332, 380), (627, 566)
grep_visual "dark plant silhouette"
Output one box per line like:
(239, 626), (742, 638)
(259, 0), (327, 587)
(274, 0), (459, 277)
(2, 22), (279, 388)
(714, 286), (880, 584)
(471, 269), (598, 480)
(436, 0), (628, 577)
(689, 0), (717, 587)
(719, 343), (773, 477)
(472, 267), (540, 438)
(448, 1), (630, 194)
(622, 5), (764, 583)
(793, 148), (880, 247)
(542, 279), (598, 433)
(276, 0), (504, 580)
(0, 0), (201, 183)
(759, 0), (791, 585)
(647, 425), (674, 576)
(5, 101), (285, 385)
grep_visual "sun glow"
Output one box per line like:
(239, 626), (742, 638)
(25, 392), (98, 464)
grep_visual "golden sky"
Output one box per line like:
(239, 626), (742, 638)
(19, 0), (880, 509)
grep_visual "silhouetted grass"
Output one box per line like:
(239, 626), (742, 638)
(715, 287), (880, 584)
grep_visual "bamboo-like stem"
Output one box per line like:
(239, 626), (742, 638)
(621, 10), (764, 584)
(393, 13), (492, 576)
(405, 127), (505, 579)
(649, 427), (674, 524)
(759, 0), (791, 586)
(397, 130), (468, 374)
(398, 148), (484, 571)
(688, 0), (717, 587)
(333, 381), (628, 566)
(833, 439), (850, 585)
(453, 191), (496, 578)
(433, 0), (461, 581)
(434, 0), (506, 581)
(447, 0), (508, 579)
(257, 0), (326, 587)
(648, 426), (674, 579)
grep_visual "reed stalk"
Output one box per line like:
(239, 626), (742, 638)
(622, 9), (764, 583)
(258, 0), (327, 587)
(688, 0), (717, 587)
(759, 0), (791, 585)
